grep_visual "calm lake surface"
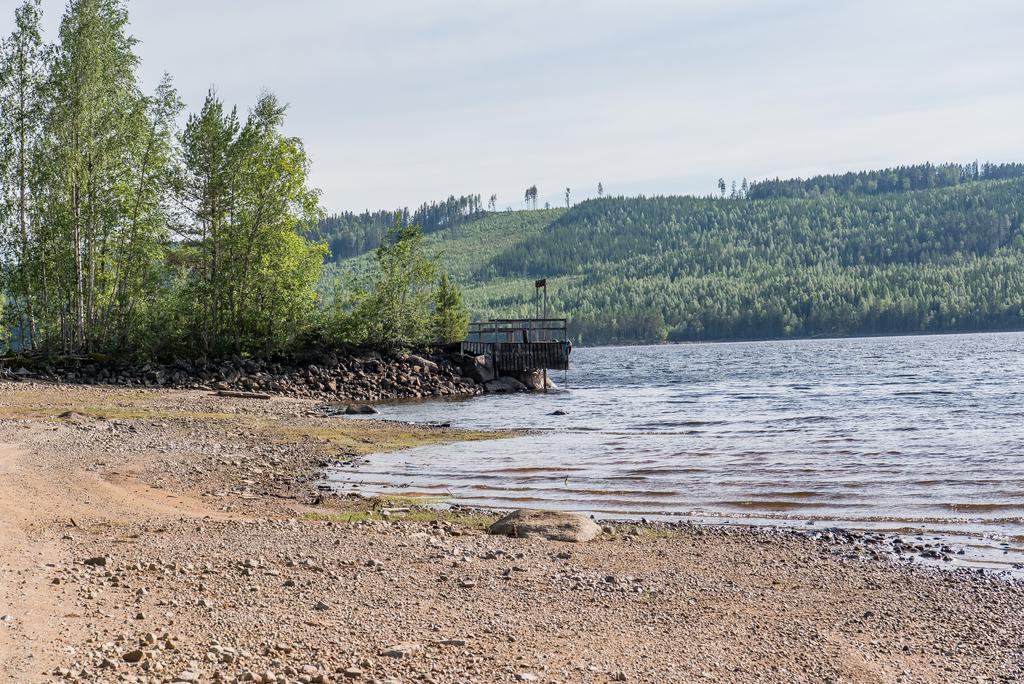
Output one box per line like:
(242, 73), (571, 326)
(328, 332), (1024, 572)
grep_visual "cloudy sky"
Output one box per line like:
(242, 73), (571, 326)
(14, 0), (1024, 212)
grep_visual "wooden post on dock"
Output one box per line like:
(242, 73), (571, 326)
(536, 278), (549, 392)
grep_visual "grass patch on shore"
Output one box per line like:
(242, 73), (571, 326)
(302, 497), (498, 529)
(0, 387), (242, 421)
(0, 404), (240, 421)
(269, 421), (518, 456)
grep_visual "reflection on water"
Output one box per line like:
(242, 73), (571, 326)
(328, 332), (1024, 571)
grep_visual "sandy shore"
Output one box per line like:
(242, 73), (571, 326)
(0, 382), (1022, 684)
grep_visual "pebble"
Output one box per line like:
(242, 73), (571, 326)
(379, 642), (421, 659)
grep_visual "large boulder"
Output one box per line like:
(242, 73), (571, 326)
(488, 509), (602, 542)
(461, 355), (496, 384)
(517, 370), (558, 391)
(483, 376), (527, 393)
(406, 354), (439, 373)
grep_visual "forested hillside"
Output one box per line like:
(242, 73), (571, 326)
(316, 194), (486, 260)
(334, 175), (1024, 345)
(746, 161), (1024, 200)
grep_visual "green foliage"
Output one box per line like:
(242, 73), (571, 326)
(30, 0), (181, 353)
(747, 161), (1024, 200)
(319, 216), (472, 350)
(357, 217), (438, 348)
(173, 90), (325, 356)
(0, 0), (326, 358)
(315, 193), (485, 260)
(0, 0), (46, 351)
(432, 273), (469, 343)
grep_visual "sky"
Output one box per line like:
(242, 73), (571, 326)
(9, 0), (1024, 212)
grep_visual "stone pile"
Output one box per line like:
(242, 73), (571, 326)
(0, 350), (547, 402)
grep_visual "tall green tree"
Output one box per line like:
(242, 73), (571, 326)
(33, 0), (176, 353)
(357, 216), (439, 348)
(175, 91), (324, 356)
(0, 0), (47, 350)
(432, 272), (469, 343)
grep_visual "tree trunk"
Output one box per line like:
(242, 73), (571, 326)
(17, 89), (36, 350)
(72, 163), (86, 352)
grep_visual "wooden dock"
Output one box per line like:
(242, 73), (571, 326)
(461, 319), (571, 374)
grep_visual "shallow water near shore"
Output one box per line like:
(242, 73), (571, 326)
(328, 331), (1024, 573)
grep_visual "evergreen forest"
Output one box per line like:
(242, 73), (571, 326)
(330, 168), (1024, 345)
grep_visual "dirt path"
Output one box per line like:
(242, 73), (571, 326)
(0, 430), (235, 682)
(0, 441), (75, 681)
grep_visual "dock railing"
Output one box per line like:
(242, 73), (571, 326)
(466, 318), (567, 344)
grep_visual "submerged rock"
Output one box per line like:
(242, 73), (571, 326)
(488, 509), (602, 543)
(344, 404), (379, 415)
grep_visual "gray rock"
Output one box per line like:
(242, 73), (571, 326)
(406, 354), (439, 373)
(483, 376), (527, 393)
(488, 509), (602, 543)
(517, 370), (557, 391)
(461, 355), (496, 384)
(379, 642), (422, 658)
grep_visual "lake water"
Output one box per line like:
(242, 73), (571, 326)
(327, 332), (1024, 572)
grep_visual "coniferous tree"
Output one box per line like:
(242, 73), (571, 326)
(432, 272), (469, 343)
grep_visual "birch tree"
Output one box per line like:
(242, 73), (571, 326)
(35, 0), (175, 353)
(0, 0), (47, 350)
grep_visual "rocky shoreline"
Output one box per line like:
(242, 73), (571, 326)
(1, 383), (1023, 683)
(0, 349), (549, 402)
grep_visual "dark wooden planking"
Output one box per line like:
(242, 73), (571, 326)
(461, 341), (570, 372)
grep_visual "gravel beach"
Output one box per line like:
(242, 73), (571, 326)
(1, 382), (1022, 684)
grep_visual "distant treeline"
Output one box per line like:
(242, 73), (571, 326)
(747, 161), (1024, 200)
(317, 194), (485, 260)
(403, 172), (1024, 345)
